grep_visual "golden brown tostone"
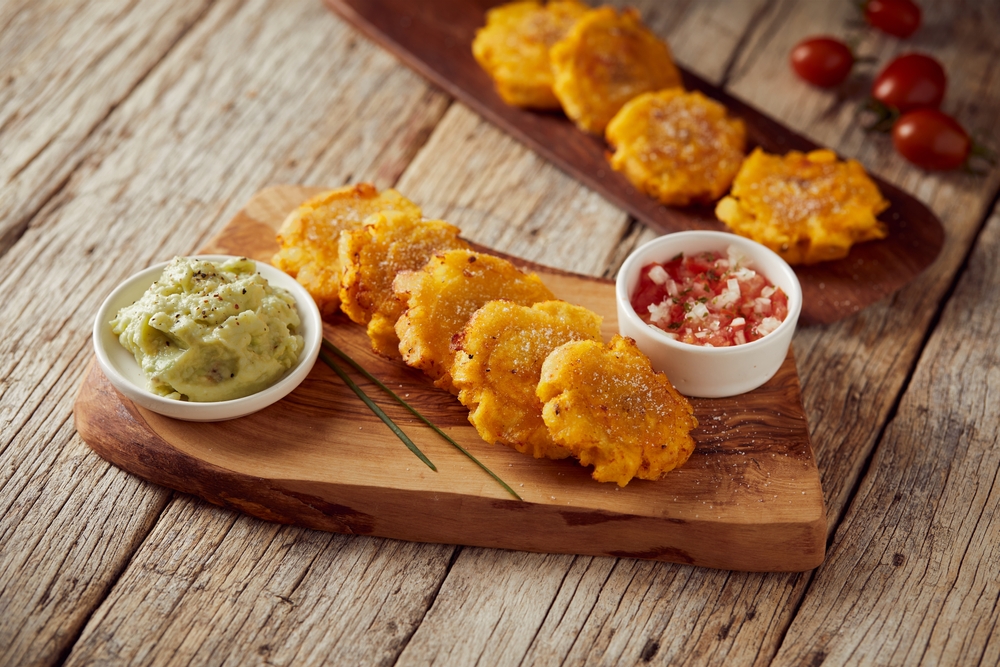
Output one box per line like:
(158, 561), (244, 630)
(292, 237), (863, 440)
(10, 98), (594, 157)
(606, 89), (746, 206)
(339, 211), (468, 358)
(272, 184), (421, 317)
(472, 0), (589, 109)
(393, 249), (555, 393)
(550, 6), (682, 134)
(716, 148), (889, 265)
(537, 335), (697, 487)
(452, 300), (603, 460)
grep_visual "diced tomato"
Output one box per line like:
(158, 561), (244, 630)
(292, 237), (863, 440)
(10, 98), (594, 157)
(630, 271), (664, 314)
(630, 248), (789, 347)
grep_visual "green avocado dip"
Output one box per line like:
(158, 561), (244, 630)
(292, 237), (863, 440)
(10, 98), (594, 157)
(111, 257), (304, 402)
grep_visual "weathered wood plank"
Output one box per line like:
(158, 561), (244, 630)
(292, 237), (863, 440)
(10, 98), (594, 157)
(771, 203), (1000, 667)
(400, 552), (807, 666)
(0, 0), (214, 256)
(0, 369), (172, 667)
(65, 497), (454, 666)
(0, 0), (451, 664)
(394, 550), (587, 666)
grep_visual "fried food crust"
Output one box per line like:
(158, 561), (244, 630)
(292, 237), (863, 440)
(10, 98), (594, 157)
(394, 249), (555, 393)
(339, 211), (469, 358)
(550, 6), (683, 134)
(606, 89), (746, 206)
(452, 300), (603, 459)
(537, 335), (697, 486)
(272, 184), (421, 317)
(472, 0), (589, 108)
(715, 148), (890, 265)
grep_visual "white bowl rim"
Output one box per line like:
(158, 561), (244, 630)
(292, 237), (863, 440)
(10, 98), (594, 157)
(615, 231), (802, 354)
(92, 254), (322, 421)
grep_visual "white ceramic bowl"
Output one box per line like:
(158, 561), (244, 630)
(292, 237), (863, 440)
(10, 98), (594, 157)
(92, 255), (322, 421)
(616, 231), (802, 398)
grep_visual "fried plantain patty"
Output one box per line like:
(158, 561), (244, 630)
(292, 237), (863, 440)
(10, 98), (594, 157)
(452, 300), (603, 459)
(473, 0), (589, 108)
(339, 211), (468, 358)
(272, 184), (421, 317)
(394, 249), (554, 393)
(715, 148), (889, 265)
(537, 335), (697, 486)
(550, 6), (682, 134)
(606, 89), (746, 206)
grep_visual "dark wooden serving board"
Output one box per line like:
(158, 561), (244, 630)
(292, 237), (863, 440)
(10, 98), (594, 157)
(324, 0), (945, 326)
(75, 186), (826, 572)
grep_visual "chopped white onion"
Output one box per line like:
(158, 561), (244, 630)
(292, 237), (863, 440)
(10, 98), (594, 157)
(647, 300), (671, 323)
(648, 265), (669, 285)
(758, 316), (781, 335)
(689, 302), (709, 321)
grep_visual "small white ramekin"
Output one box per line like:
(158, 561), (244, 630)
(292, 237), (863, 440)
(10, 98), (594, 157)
(92, 255), (322, 421)
(616, 231), (802, 398)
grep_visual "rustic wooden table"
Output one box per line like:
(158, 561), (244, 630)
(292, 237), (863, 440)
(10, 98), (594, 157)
(2, 1), (998, 665)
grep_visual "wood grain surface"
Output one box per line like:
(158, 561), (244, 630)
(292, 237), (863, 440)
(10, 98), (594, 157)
(774, 199), (1000, 667)
(325, 0), (945, 327)
(4, 0), (1000, 665)
(75, 185), (825, 572)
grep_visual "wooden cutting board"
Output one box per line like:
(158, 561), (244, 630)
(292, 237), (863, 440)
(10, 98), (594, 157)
(74, 185), (826, 572)
(324, 0), (945, 326)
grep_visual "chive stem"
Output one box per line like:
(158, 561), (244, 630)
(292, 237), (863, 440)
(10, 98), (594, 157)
(322, 339), (522, 501)
(318, 349), (437, 472)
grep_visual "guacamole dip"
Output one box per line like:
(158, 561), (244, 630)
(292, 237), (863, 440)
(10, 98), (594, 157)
(111, 257), (304, 402)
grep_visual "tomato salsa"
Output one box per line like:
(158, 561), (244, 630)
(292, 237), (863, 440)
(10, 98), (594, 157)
(630, 247), (789, 346)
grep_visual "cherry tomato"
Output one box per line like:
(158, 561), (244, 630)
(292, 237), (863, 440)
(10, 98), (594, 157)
(892, 109), (969, 170)
(864, 0), (921, 38)
(872, 53), (946, 113)
(790, 37), (854, 87)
